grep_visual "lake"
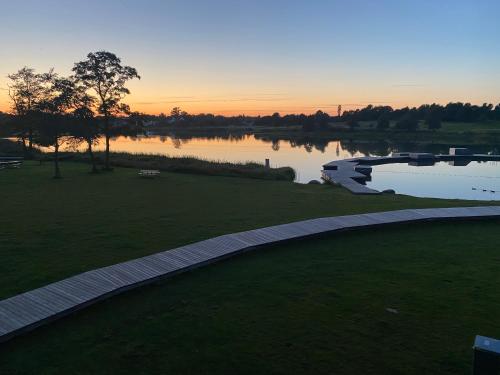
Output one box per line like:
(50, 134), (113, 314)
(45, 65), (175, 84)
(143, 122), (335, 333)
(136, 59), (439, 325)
(366, 161), (500, 200)
(58, 133), (500, 200)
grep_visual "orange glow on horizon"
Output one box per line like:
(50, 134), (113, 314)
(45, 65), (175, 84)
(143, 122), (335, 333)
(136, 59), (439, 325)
(1, 81), (498, 117)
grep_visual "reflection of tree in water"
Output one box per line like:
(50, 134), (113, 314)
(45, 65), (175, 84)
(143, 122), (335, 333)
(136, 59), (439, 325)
(154, 132), (248, 144)
(347, 141), (391, 156)
(341, 139), (360, 156)
(129, 129), (500, 157)
(272, 140), (280, 151)
(228, 134), (246, 142)
(290, 137), (328, 153)
(171, 137), (182, 149)
(338, 140), (500, 156)
(257, 134), (329, 153)
(303, 143), (313, 153)
(312, 140), (328, 152)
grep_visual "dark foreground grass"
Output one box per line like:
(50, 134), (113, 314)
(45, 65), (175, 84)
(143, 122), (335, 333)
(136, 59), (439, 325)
(0, 161), (496, 300)
(1, 221), (500, 374)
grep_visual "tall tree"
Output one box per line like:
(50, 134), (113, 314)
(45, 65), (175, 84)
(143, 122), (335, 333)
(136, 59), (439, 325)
(170, 106), (182, 119)
(69, 87), (100, 173)
(376, 114), (390, 130)
(36, 75), (76, 178)
(425, 106), (442, 131)
(73, 51), (140, 170)
(395, 112), (419, 131)
(7, 67), (50, 157)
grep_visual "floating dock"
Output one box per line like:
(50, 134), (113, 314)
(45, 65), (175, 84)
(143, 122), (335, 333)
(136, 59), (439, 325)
(322, 149), (500, 195)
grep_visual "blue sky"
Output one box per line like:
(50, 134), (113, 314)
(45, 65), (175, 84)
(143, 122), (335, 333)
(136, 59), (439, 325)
(1, 0), (499, 114)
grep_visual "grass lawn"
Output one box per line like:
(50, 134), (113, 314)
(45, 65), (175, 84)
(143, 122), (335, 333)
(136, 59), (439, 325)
(1, 222), (500, 374)
(333, 120), (500, 133)
(1, 161), (499, 374)
(440, 121), (500, 133)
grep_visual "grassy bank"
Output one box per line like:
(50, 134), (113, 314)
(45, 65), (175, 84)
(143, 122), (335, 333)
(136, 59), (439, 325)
(1, 162), (500, 374)
(71, 151), (296, 181)
(1, 138), (295, 181)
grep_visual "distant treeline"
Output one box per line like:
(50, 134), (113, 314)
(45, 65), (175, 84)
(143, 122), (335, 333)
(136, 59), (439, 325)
(247, 103), (500, 131)
(124, 102), (500, 132)
(342, 103), (500, 123)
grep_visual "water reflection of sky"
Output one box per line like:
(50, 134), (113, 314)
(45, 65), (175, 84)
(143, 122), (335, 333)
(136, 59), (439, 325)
(366, 161), (500, 201)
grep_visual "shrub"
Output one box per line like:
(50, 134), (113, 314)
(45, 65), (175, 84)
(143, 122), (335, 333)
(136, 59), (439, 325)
(426, 111), (442, 130)
(395, 114), (419, 131)
(347, 119), (360, 130)
(376, 116), (390, 130)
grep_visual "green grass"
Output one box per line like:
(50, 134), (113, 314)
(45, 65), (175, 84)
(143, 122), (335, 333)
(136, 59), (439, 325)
(355, 120), (500, 133)
(440, 121), (500, 132)
(1, 162), (499, 374)
(0, 161), (494, 299)
(71, 151), (296, 181)
(1, 221), (500, 374)
(332, 121), (500, 140)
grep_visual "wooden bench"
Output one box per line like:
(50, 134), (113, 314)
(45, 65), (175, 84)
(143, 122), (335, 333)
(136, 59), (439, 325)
(0, 160), (23, 170)
(138, 169), (160, 178)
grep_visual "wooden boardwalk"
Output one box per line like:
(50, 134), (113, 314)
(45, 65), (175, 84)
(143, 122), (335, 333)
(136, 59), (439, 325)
(1, 206), (500, 343)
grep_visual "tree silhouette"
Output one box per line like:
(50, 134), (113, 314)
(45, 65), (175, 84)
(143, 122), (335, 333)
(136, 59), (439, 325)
(425, 107), (442, 130)
(376, 114), (390, 130)
(68, 85), (100, 173)
(395, 113), (419, 131)
(7, 67), (51, 157)
(314, 110), (329, 129)
(73, 51), (140, 170)
(171, 107), (182, 118)
(36, 74), (76, 178)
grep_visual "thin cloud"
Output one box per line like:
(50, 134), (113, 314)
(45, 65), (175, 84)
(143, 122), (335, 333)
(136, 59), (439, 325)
(391, 84), (426, 87)
(359, 101), (395, 104)
(158, 96), (196, 100)
(134, 96), (293, 105)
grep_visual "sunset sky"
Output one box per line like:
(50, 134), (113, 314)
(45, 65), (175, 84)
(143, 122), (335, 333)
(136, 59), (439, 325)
(0, 0), (499, 115)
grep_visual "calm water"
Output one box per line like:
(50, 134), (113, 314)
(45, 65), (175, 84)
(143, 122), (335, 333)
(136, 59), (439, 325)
(57, 134), (500, 200)
(366, 161), (500, 200)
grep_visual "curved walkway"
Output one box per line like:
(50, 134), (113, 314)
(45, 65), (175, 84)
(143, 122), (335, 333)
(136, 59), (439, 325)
(1, 206), (500, 343)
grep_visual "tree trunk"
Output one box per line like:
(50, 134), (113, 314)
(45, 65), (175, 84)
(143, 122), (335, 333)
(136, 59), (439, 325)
(54, 139), (61, 179)
(87, 138), (98, 173)
(28, 128), (34, 159)
(104, 116), (112, 171)
(105, 133), (110, 170)
(21, 136), (28, 157)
